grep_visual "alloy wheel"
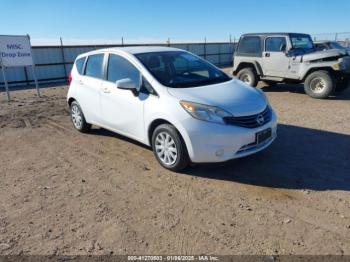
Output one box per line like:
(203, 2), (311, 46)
(155, 131), (178, 166)
(71, 104), (83, 129)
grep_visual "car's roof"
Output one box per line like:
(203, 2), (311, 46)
(81, 46), (183, 56)
(241, 32), (310, 37)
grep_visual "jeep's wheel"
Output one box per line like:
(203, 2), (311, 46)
(237, 68), (258, 87)
(335, 79), (350, 93)
(304, 71), (334, 99)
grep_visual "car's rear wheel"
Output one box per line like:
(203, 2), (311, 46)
(304, 71), (334, 99)
(70, 101), (91, 132)
(237, 68), (258, 87)
(152, 124), (189, 171)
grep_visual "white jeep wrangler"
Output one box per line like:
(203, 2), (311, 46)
(232, 33), (350, 99)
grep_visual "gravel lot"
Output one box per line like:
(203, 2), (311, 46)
(0, 70), (350, 255)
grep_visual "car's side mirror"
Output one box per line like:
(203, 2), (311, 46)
(116, 78), (140, 96)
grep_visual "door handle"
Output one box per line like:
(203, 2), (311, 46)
(78, 80), (84, 85)
(265, 53), (270, 57)
(103, 87), (111, 94)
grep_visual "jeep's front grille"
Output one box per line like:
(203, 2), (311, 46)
(223, 106), (271, 128)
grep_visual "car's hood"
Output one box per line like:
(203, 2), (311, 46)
(167, 79), (267, 116)
(302, 49), (347, 62)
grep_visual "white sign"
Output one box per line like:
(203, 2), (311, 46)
(0, 35), (33, 67)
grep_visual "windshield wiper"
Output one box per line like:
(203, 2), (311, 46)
(171, 76), (230, 88)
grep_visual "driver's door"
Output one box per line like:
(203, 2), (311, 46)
(262, 36), (290, 77)
(100, 53), (146, 141)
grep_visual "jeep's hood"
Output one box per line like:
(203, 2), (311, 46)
(167, 79), (267, 116)
(302, 49), (347, 62)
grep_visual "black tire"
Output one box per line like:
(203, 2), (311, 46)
(70, 101), (91, 133)
(304, 70), (334, 99)
(151, 124), (189, 171)
(335, 79), (350, 93)
(237, 68), (258, 87)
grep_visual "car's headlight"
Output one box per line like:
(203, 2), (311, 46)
(180, 101), (232, 124)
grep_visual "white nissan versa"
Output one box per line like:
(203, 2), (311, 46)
(67, 47), (277, 171)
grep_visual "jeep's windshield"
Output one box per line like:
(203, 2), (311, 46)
(290, 34), (314, 50)
(135, 51), (231, 88)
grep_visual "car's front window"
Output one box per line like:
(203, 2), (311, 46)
(135, 51), (230, 88)
(290, 34), (314, 50)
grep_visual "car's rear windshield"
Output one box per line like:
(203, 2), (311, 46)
(135, 51), (230, 88)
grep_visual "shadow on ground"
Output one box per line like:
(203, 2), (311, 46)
(261, 83), (350, 100)
(88, 123), (350, 191)
(185, 124), (350, 191)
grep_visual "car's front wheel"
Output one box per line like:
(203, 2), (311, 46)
(70, 101), (91, 132)
(152, 124), (189, 171)
(304, 70), (334, 99)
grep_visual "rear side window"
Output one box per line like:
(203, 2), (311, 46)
(107, 54), (140, 84)
(265, 37), (287, 52)
(237, 36), (262, 56)
(85, 54), (104, 79)
(75, 57), (86, 75)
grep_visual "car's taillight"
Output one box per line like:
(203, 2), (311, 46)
(68, 72), (72, 84)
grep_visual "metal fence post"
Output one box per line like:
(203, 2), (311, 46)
(167, 38), (170, 47)
(31, 65), (40, 97)
(27, 34), (41, 97)
(0, 61), (10, 102)
(204, 37), (207, 60)
(60, 37), (68, 80)
(24, 67), (29, 86)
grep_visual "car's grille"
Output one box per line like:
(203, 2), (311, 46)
(223, 106), (271, 128)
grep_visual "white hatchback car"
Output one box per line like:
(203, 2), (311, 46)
(67, 47), (277, 171)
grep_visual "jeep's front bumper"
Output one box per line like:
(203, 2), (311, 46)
(334, 57), (350, 75)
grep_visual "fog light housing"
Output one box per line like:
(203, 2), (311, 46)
(215, 149), (224, 157)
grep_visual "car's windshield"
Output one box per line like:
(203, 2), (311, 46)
(329, 42), (347, 50)
(135, 51), (231, 88)
(290, 34), (314, 49)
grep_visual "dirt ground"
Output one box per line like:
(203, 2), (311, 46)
(0, 72), (350, 256)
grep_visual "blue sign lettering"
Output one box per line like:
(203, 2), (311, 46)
(6, 44), (23, 50)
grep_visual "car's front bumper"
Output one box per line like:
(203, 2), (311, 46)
(176, 110), (277, 163)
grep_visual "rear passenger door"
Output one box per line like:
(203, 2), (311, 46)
(78, 53), (105, 124)
(262, 36), (290, 77)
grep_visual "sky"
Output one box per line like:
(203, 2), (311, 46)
(2, 0), (350, 45)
